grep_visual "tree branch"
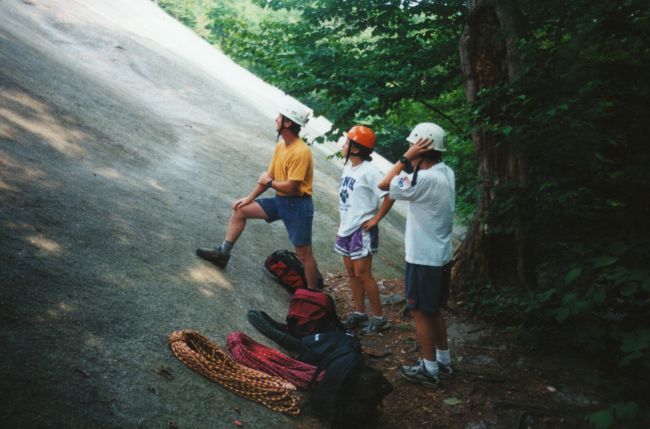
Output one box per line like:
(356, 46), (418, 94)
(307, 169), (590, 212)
(419, 100), (461, 129)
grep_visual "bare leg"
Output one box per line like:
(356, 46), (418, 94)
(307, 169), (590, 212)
(343, 256), (365, 313)
(295, 244), (319, 290)
(432, 310), (449, 350)
(352, 256), (382, 316)
(224, 202), (268, 244)
(411, 309), (441, 361)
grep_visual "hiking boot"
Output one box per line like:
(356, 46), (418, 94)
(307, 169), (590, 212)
(398, 361), (440, 388)
(438, 361), (454, 378)
(360, 316), (390, 335)
(196, 247), (230, 268)
(342, 312), (368, 330)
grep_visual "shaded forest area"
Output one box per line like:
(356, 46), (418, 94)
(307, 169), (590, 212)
(156, 0), (649, 426)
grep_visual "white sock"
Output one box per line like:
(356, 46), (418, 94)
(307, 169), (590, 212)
(353, 311), (366, 317)
(436, 349), (451, 366)
(422, 358), (439, 375)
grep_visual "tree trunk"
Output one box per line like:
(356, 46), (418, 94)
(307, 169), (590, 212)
(455, 0), (535, 290)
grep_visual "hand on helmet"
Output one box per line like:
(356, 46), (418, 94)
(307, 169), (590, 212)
(404, 138), (432, 161)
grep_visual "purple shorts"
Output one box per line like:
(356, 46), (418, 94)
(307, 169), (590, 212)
(334, 225), (378, 260)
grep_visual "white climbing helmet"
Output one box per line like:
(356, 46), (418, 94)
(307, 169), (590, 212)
(280, 99), (311, 126)
(406, 122), (446, 151)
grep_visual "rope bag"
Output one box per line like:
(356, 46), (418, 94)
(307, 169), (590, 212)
(227, 331), (323, 390)
(168, 330), (300, 415)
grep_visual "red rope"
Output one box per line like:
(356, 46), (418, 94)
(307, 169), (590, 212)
(227, 331), (322, 390)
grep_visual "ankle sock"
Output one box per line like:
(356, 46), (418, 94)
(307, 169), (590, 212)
(218, 240), (233, 255)
(353, 311), (367, 317)
(422, 358), (439, 375)
(436, 349), (451, 366)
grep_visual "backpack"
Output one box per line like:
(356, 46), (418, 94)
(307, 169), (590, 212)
(299, 331), (393, 428)
(286, 288), (343, 337)
(264, 249), (324, 292)
(246, 310), (301, 353)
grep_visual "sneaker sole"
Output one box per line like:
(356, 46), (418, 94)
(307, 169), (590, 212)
(343, 319), (369, 331)
(398, 370), (440, 388)
(360, 323), (390, 336)
(196, 252), (228, 268)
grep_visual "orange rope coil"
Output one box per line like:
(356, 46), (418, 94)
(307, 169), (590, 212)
(168, 330), (300, 415)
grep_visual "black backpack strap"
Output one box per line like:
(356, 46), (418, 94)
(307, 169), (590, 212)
(247, 310), (301, 352)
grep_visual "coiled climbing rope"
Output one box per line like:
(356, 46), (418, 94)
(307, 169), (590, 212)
(168, 330), (300, 415)
(227, 331), (323, 390)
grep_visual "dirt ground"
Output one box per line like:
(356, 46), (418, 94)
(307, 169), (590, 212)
(292, 273), (605, 429)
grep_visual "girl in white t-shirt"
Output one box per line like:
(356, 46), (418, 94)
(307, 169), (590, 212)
(336, 126), (395, 335)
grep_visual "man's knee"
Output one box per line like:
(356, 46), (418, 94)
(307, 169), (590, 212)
(233, 202), (266, 221)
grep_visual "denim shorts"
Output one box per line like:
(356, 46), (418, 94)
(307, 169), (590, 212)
(257, 195), (314, 246)
(404, 261), (452, 314)
(334, 225), (378, 260)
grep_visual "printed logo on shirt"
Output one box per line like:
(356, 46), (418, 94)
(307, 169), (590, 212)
(398, 176), (410, 189)
(340, 188), (349, 204)
(339, 175), (356, 210)
(341, 176), (356, 191)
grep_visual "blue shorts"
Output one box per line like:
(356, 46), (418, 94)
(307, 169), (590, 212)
(404, 262), (452, 315)
(257, 195), (314, 246)
(334, 225), (378, 260)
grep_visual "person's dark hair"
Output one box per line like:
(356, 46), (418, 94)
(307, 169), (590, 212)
(344, 140), (373, 165)
(281, 115), (302, 136)
(422, 149), (442, 162)
(412, 150), (442, 187)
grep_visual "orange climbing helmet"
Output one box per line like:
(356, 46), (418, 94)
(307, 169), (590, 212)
(346, 125), (376, 150)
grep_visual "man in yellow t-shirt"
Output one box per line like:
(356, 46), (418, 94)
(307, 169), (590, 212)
(196, 100), (321, 290)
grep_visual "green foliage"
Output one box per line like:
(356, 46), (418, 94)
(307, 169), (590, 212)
(157, 0), (198, 27)
(589, 401), (641, 429)
(170, 0), (477, 220)
(459, 0), (650, 386)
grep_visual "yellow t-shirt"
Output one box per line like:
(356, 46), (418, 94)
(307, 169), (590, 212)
(267, 138), (313, 197)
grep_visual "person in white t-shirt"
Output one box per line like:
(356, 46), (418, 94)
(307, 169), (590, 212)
(336, 125), (395, 335)
(378, 122), (455, 387)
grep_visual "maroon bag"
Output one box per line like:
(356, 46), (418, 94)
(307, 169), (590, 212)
(265, 250), (324, 292)
(286, 288), (343, 337)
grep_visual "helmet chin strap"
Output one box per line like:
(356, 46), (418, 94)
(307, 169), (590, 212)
(276, 115), (288, 143)
(411, 158), (425, 187)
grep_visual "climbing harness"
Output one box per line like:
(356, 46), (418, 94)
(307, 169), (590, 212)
(168, 330), (301, 415)
(227, 331), (322, 390)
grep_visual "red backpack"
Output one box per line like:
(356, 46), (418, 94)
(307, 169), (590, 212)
(265, 250), (324, 292)
(286, 288), (343, 337)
